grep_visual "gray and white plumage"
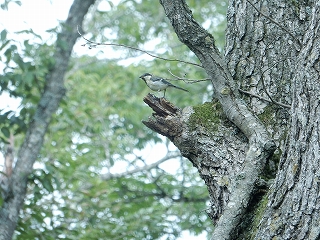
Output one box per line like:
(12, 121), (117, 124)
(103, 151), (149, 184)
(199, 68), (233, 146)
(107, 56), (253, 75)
(139, 73), (188, 97)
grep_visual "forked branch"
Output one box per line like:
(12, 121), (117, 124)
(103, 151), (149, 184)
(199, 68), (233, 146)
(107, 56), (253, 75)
(158, 0), (276, 239)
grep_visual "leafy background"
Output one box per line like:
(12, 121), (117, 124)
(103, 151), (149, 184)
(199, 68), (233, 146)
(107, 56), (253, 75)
(0, 0), (227, 239)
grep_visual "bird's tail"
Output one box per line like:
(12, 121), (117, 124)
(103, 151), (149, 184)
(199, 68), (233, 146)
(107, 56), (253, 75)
(172, 85), (189, 92)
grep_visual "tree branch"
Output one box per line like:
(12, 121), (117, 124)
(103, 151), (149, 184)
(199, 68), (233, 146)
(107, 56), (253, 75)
(142, 93), (184, 142)
(156, 1), (276, 239)
(77, 26), (203, 68)
(101, 152), (181, 180)
(167, 69), (211, 83)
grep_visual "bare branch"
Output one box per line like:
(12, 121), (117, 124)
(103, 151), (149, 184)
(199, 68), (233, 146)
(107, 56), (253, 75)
(167, 69), (211, 83)
(158, 1), (276, 239)
(77, 26), (203, 68)
(101, 152), (181, 180)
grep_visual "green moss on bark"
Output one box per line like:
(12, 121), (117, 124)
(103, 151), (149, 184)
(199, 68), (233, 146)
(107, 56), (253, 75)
(188, 100), (223, 132)
(258, 105), (276, 125)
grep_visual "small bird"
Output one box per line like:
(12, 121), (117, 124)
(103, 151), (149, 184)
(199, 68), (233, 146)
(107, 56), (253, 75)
(139, 73), (188, 97)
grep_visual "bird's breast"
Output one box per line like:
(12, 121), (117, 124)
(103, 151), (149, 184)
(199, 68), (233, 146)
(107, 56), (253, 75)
(145, 79), (167, 91)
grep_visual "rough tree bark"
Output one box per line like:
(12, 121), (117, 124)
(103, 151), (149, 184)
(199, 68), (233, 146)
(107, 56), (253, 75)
(0, 0), (95, 239)
(142, 0), (320, 239)
(255, 2), (320, 239)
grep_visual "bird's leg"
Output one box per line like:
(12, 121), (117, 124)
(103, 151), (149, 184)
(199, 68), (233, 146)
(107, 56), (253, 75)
(163, 89), (166, 98)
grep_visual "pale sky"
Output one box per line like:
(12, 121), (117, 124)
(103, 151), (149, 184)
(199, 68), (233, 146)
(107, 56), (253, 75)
(0, 0), (73, 33)
(0, 0), (73, 110)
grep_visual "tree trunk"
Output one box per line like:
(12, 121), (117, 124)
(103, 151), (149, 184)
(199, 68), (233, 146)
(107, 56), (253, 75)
(255, 2), (320, 239)
(143, 0), (320, 239)
(0, 1), (95, 239)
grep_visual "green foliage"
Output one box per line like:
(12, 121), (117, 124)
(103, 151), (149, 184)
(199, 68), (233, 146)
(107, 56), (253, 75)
(1, 0), (228, 239)
(11, 56), (214, 239)
(0, 0), (21, 10)
(0, 28), (55, 142)
(88, 0), (227, 60)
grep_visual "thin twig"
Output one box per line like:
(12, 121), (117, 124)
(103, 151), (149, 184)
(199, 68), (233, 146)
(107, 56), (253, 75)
(245, 56), (291, 106)
(77, 26), (203, 68)
(260, 72), (274, 105)
(239, 88), (291, 108)
(167, 69), (210, 83)
(260, 59), (291, 106)
(100, 152), (181, 180)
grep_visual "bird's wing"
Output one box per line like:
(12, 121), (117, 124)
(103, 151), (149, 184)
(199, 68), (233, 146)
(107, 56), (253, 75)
(150, 76), (165, 82)
(151, 76), (188, 92)
(160, 79), (173, 85)
(151, 76), (173, 85)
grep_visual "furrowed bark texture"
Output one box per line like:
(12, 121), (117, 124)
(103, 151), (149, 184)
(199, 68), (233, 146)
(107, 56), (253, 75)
(0, 0), (95, 239)
(146, 1), (277, 239)
(255, 3), (320, 239)
(225, 0), (320, 239)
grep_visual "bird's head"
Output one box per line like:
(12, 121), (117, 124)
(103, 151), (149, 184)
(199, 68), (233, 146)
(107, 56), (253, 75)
(139, 73), (152, 81)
